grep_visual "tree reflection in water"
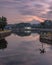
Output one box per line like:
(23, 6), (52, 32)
(39, 32), (52, 54)
(0, 39), (8, 49)
(39, 43), (46, 54)
(13, 30), (31, 37)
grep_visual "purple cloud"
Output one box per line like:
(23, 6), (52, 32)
(0, 0), (52, 23)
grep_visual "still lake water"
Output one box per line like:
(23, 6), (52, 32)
(0, 33), (52, 65)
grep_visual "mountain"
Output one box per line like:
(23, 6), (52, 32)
(30, 19), (40, 24)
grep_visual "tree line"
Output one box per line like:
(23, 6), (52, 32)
(0, 16), (7, 30)
(0, 16), (52, 31)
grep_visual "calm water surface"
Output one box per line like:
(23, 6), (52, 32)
(0, 34), (52, 65)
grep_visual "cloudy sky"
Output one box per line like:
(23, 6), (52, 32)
(0, 0), (52, 24)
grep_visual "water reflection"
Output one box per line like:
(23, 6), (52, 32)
(0, 30), (52, 65)
(39, 32), (52, 45)
(13, 29), (52, 45)
(0, 39), (8, 49)
(39, 42), (46, 54)
(13, 29), (31, 36)
(12, 29), (52, 54)
(9, 29), (52, 52)
(39, 32), (52, 54)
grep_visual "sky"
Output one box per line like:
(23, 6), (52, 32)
(0, 0), (52, 24)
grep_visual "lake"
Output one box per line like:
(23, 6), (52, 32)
(0, 32), (52, 65)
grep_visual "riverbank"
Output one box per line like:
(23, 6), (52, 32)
(0, 30), (12, 40)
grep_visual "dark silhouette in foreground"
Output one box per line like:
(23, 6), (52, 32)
(39, 43), (46, 54)
(39, 48), (46, 54)
(0, 16), (7, 30)
(0, 39), (8, 49)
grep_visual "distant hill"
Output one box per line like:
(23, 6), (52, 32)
(30, 19), (40, 24)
